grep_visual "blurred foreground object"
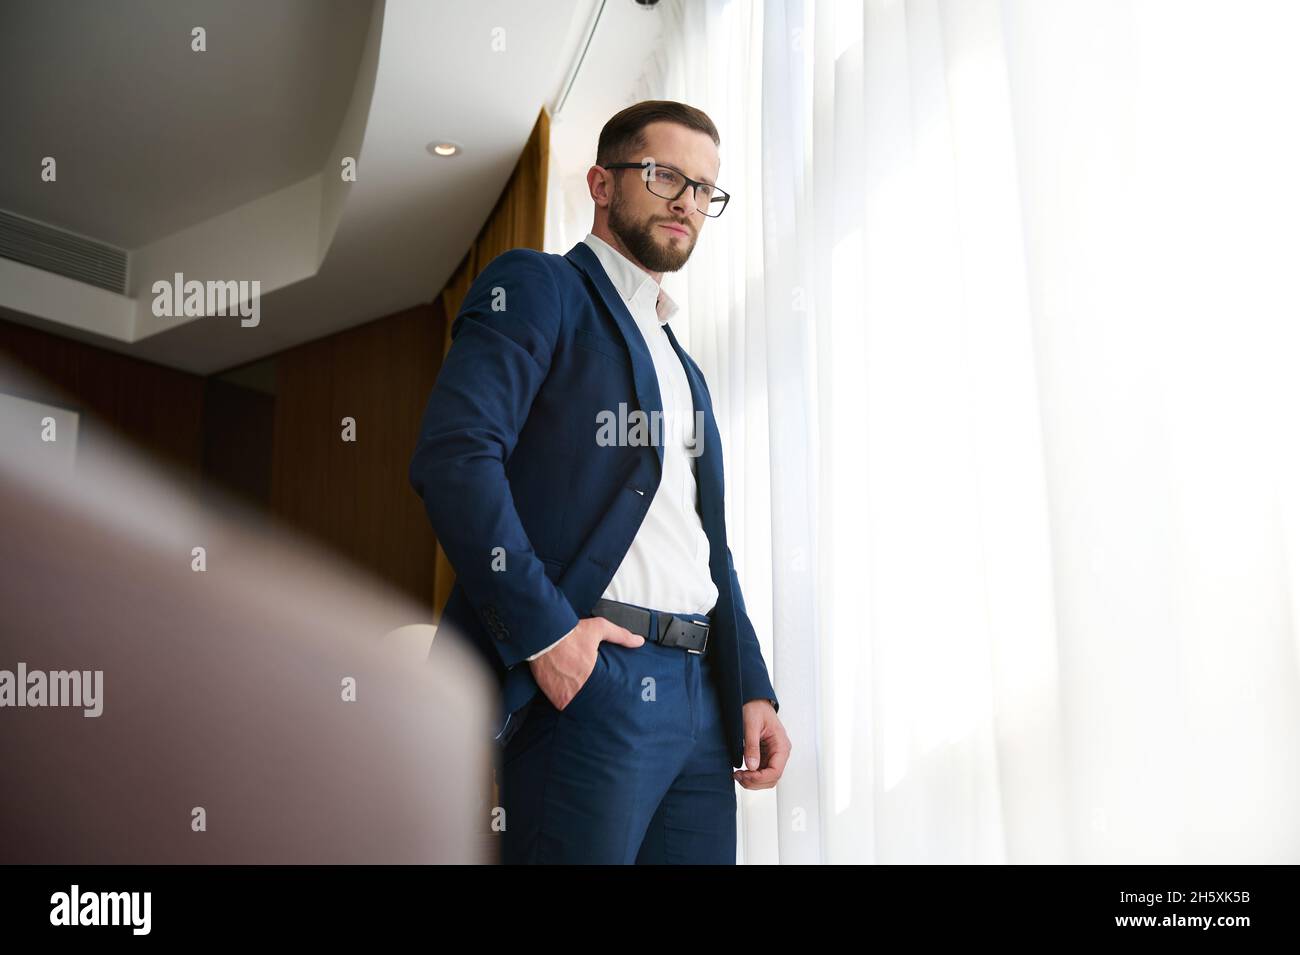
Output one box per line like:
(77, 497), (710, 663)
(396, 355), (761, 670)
(0, 358), (493, 863)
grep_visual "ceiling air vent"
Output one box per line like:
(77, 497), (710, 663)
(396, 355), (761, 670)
(0, 209), (128, 294)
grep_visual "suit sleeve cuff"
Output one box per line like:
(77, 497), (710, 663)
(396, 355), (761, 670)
(524, 625), (576, 661)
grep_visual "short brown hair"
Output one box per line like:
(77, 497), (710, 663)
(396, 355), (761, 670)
(596, 100), (720, 166)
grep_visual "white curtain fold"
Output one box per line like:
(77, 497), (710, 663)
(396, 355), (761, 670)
(545, 0), (1300, 864)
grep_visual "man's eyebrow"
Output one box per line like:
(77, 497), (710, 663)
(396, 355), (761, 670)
(654, 160), (716, 186)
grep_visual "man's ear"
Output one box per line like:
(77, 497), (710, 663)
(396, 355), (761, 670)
(588, 166), (612, 207)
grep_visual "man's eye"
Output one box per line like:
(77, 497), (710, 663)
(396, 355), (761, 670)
(656, 169), (682, 183)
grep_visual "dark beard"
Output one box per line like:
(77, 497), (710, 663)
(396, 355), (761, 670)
(608, 184), (696, 273)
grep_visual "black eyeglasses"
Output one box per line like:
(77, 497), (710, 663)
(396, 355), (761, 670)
(600, 160), (731, 218)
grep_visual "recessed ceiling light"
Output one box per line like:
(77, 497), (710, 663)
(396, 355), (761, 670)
(427, 141), (462, 157)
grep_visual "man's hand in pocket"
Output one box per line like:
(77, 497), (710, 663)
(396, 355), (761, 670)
(527, 616), (644, 710)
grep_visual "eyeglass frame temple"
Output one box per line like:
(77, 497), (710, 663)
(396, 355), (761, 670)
(597, 161), (730, 217)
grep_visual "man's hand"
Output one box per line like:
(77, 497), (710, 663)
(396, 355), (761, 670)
(733, 699), (790, 789)
(527, 616), (644, 710)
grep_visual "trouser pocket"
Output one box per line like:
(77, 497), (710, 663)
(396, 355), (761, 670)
(497, 696), (536, 752)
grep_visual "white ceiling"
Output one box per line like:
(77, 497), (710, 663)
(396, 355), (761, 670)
(549, 0), (678, 182)
(0, 0), (680, 375)
(0, 0), (373, 248)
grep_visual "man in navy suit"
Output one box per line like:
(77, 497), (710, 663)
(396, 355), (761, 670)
(409, 100), (789, 863)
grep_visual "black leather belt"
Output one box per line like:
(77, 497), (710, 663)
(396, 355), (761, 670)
(590, 597), (710, 655)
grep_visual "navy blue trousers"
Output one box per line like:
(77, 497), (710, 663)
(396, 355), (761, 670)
(497, 636), (736, 864)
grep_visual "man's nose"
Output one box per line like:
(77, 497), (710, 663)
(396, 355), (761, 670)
(669, 191), (694, 217)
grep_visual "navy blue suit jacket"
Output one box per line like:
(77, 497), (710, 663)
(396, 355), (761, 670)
(409, 239), (778, 768)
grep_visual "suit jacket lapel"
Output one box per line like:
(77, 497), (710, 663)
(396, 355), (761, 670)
(565, 241), (664, 475)
(662, 322), (728, 562)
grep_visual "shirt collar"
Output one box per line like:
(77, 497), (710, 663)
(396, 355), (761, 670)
(582, 232), (678, 325)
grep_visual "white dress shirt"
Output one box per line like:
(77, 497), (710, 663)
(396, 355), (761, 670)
(526, 232), (719, 660)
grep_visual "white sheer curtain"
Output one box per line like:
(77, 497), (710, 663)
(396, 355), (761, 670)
(548, 0), (1300, 864)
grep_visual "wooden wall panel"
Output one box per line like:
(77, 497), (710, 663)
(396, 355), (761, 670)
(3, 299), (446, 613)
(201, 377), (275, 510)
(269, 300), (447, 609)
(0, 318), (206, 482)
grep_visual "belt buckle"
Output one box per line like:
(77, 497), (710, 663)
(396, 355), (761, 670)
(657, 612), (710, 654)
(685, 618), (709, 655)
